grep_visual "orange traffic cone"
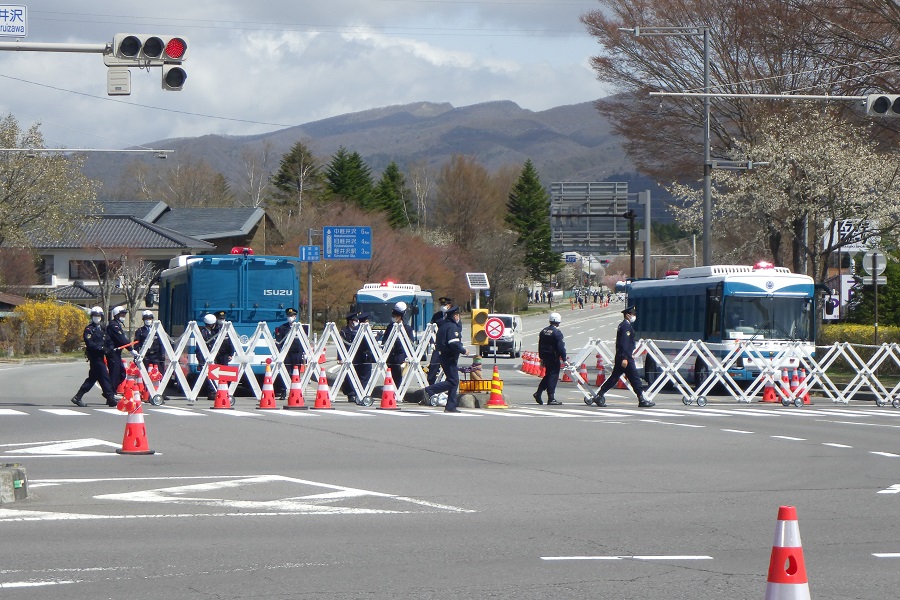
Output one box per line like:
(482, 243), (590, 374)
(318, 351), (326, 364)
(765, 505), (811, 600)
(561, 361), (573, 382)
(257, 363), (278, 409)
(486, 365), (508, 409)
(789, 369), (800, 403)
(311, 375), (334, 410)
(283, 366), (307, 410)
(210, 379), (233, 410)
(761, 372), (777, 403)
(116, 401), (155, 455)
(578, 362), (588, 384)
(798, 368), (811, 405)
(377, 373), (400, 410)
(781, 369), (791, 401)
(116, 358), (128, 395)
(595, 362), (606, 387)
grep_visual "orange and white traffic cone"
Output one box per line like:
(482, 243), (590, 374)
(595, 362), (606, 387)
(116, 401), (155, 455)
(789, 369), (800, 403)
(210, 379), (233, 410)
(561, 361), (573, 382)
(377, 373), (400, 410)
(486, 365), (508, 409)
(578, 362), (588, 385)
(798, 368), (811, 405)
(257, 363), (278, 409)
(765, 505), (811, 600)
(761, 373), (778, 403)
(311, 375), (334, 410)
(781, 369), (791, 402)
(283, 366), (307, 410)
(116, 358), (128, 395)
(318, 351), (326, 364)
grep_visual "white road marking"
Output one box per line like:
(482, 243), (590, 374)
(0, 580), (78, 588)
(870, 451), (900, 458)
(541, 555), (713, 561)
(873, 553), (900, 557)
(640, 419), (705, 428)
(0, 408), (27, 415)
(877, 484), (900, 494)
(822, 442), (852, 448)
(148, 408), (205, 417)
(771, 435), (806, 441)
(38, 409), (89, 416)
(0, 438), (121, 458)
(721, 428), (754, 434)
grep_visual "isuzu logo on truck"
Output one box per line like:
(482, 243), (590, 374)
(263, 289), (293, 296)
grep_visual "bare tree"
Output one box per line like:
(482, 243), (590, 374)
(407, 159), (435, 228)
(239, 140), (274, 208)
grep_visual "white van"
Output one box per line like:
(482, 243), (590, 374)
(480, 313), (523, 358)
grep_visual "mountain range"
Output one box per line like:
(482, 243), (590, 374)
(84, 99), (667, 211)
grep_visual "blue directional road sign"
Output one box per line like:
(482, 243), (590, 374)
(565, 254), (578, 263)
(323, 226), (372, 260)
(298, 245), (320, 262)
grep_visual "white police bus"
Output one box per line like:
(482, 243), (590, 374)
(627, 263), (816, 386)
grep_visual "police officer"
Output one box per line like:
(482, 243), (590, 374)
(533, 312), (567, 405)
(383, 302), (413, 390)
(71, 306), (117, 407)
(422, 305), (468, 413)
(106, 306), (130, 394)
(427, 296), (453, 386)
(339, 311), (361, 402)
(274, 307), (305, 400)
(354, 311), (375, 397)
(197, 314), (220, 400)
(212, 310), (235, 367)
(134, 310), (164, 369)
(593, 306), (654, 407)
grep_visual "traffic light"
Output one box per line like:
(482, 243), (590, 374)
(866, 94), (900, 117)
(112, 34), (188, 63)
(471, 309), (489, 345)
(162, 64), (187, 91)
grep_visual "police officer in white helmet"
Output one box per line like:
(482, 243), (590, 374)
(71, 306), (118, 407)
(383, 301), (413, 392)
(533, 312), (567, 405)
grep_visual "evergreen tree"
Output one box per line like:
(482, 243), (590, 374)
(505, 160), (561, 281)
(324, 147), (374, 210)
(373, 161), (412, 229)
(272, 141), (325, 200)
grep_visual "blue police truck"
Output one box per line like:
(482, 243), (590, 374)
(158, 247), (302, 375)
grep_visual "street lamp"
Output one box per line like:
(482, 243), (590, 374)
(622, 25), (712, 265)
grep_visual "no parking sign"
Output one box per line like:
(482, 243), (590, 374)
(484, 317), (505, 340)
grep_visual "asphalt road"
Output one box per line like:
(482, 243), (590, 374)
(2, 301), (899, 599)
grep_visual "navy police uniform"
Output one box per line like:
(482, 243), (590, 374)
(339, 312), (360, 401)
(106, 309), (130, 392)
(274, 308), (305, 398)
(383, 311), (413, 389)
(427, 297), (452, 386)
(422, 306), (468, 412)
(594, 306), (653, 407)
(534, 319), (566, 405)
(71, 310), (117, 407)
(134, 315), (164, 369)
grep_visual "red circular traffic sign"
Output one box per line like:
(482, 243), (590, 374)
(484, 317), (505, 340)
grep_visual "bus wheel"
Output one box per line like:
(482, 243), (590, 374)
(696, 396), (707, 407)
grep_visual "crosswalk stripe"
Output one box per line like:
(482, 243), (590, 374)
(37, 408), (90, 416)
(0, 408), (27, 416)
(149, 408), (205, 417)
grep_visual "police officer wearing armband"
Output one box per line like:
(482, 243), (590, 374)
(422, 305), (468, 413)
(593, 305), (654, 408)
(274, 307), (305, 400)
(533, 312), (567, 405)
(134, 310), (164, 370)
(339, 311), (361, 402)
(383, 302), (413, 390)
(427, 296), (453, 386)
(106, 306), (130, 394)
(71, 306), (118, 407)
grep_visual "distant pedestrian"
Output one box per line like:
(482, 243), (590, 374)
(70, 306), (117, 407)
(427, 296), (453, 386)
(273, 308), (305, 400)
(422, 305), (468, 412)
(593, 306), (654, 407)
(533, 312), (567, 405)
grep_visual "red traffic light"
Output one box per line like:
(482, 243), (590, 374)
(165, 37), (187, 60)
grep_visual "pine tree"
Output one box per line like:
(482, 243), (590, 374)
(324, 147), (374, 210)
(506, 160), (561, 281)
(373, 162), (412, 229)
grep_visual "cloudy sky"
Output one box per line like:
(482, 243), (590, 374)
(0, 1), (609, 150)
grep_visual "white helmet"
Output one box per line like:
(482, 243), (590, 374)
(111, 306), (126, 317)
(203, 314), (216, 325)
(142, 310), (154, 318)
(549, 312), (562, 325)
(90, 306), (103, 315)
(393, 301), (407, 313)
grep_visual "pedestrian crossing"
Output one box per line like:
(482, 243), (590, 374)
(3, 404), (900, 421)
